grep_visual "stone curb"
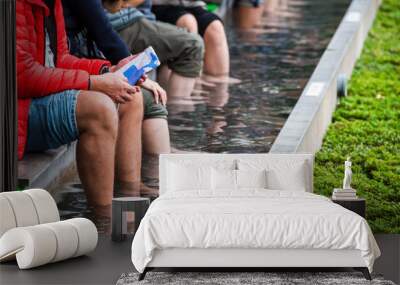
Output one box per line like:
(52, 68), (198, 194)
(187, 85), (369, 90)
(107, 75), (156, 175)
(270, 0), (381, 154)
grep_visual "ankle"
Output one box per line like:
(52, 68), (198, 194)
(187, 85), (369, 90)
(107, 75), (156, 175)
(114, 180), (159, 198)
(114, 181), (141, 197)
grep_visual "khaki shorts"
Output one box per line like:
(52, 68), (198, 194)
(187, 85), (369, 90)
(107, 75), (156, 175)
(142, 88), (168, 120)
(119, 18), (204, 78)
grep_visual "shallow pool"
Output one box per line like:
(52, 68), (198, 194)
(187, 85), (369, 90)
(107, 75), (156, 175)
(168, 0), (350, 153)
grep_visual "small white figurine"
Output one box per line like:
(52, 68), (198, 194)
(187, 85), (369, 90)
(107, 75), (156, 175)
(343, 157), (352, 190)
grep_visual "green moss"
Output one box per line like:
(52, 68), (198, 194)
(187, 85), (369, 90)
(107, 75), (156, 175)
(314, 0), (400, 233)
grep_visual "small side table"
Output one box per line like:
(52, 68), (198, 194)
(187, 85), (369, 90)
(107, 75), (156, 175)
(112, 197), (150, 242)
(332, 197), (366, 218)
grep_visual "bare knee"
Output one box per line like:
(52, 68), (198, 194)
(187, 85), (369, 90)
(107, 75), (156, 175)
(204, 20), (226, 46)
(176, 14), (198, 33)
(118, 90), (144, 120)
(76, 91), (118, 139)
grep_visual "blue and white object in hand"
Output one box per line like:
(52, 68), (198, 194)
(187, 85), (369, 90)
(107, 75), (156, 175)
(117, 46), (160, 85)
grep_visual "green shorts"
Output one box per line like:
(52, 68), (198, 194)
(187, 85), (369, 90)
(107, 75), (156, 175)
(118, 18), (204, 78)
(142, 88), (168, 120)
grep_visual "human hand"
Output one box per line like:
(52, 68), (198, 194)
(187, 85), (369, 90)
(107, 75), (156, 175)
(137, 74), (147, 85)
(90, 73), (141, 104)
(109, 55), (137, 73)
(138, 77), (167, 105)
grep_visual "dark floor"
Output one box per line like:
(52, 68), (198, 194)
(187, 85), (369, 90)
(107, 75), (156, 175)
(0, 235), (133, 285)
(1, 234), (398, 285)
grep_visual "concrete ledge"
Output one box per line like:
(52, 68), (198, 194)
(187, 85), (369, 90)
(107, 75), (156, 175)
(270, 0), (381, 154)
(18, 143), (76, 189)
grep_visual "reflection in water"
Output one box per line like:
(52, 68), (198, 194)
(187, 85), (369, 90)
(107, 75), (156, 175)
(56, 0), (350, 232)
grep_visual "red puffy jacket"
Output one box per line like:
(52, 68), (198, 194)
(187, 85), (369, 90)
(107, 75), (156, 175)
(16, 0), (111, 159)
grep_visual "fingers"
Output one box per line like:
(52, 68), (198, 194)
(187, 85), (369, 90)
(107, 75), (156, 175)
(127, 86), (141, 96)
(109, 65), (117, 73)
(114, 76), (141, 104)
(137, 76), (146, 85)
(121, 85), (141, 103)
(152, 86), (159, 104)
(113, 87), (140, 104)
(155, 86), (166, 106)
(119, 93), (133, 102)
(114, 91), (135, 104)
(114, 95), (127, 104)
(145, 81), (167, 106)
(153, 83), (167, 106)
(137, 74), (148, 85)
(122, 81), (138, 94)
(151, 86), (167, 106)
(159, 86), (167, 106)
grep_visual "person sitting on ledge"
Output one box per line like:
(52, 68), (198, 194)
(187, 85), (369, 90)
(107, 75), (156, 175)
(151, 0), (232, 83)
(62, 0), (171, 155)
(16, 0), (153, 210)
(104, 0), (205, 100)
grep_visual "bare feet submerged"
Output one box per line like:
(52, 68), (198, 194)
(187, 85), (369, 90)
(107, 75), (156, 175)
(166, 96), (197, 115)
(191, 88), (210, 95)
(87, 204), (112, 234)
(201, 74), (242, 84)
(195, 77), (217, 87)
(207, 120), (228, 134)
(114, 181), (158, 198)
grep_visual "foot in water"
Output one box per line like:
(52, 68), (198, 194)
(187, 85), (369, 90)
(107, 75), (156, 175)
(201, 74), (242, 84)
(114, 181), (158, 198)
(87, 204), (112, 234)
(195, 77), (217, 87)
(191, 88), (210, 95)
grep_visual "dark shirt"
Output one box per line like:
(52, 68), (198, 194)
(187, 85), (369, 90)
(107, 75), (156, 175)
(44, 0), (57, 62)
(62, 0), (130, 64)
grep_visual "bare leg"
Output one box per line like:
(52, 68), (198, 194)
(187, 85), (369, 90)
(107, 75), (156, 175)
(158, 64), (196, 99)
(168, 72), (196, 99)
(208, 83), (229, 108)
(75, 91), (118, 207)
(167, 97), (196, 114)
(234, 6), (264, 29)
(157, 65), (171, 90)
(142, 118), (171, 154)
(175, 16), (235, 83)
(115, 92), (144, 194)
(176, 13), (198, 33)
(203, 20), (229, 77)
